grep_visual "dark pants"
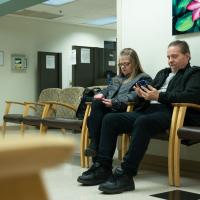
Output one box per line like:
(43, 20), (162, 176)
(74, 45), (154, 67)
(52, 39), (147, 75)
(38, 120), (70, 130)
(95, 104), (173, 176)
(87, 100), (113, 150)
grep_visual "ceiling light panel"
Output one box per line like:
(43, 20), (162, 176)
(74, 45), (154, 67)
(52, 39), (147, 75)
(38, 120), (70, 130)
(43, 0), (76, 6)
(86, 16), (116, 26)
(0, 0), (11, 5)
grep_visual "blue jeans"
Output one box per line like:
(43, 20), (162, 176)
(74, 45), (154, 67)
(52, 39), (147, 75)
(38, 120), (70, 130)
(96, 104), (172, 176)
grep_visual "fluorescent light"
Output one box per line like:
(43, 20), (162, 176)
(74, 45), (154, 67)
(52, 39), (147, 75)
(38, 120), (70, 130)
(86, 16), (116, 26)
(43, 0), (75, 6)
(0, 0), (11, 5)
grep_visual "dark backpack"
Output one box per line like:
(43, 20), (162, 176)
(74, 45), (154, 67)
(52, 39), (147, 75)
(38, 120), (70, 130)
(76, 87), (102, 120)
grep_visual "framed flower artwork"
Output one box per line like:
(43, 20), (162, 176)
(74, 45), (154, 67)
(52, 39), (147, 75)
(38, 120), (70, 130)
(173, 0), (200, 35)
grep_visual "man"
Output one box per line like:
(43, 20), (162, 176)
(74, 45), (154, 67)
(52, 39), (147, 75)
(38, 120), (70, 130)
(77, 40), (200, 194)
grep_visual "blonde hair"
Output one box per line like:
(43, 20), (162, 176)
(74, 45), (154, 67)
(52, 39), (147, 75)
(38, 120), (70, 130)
(119, 48), (144, 82)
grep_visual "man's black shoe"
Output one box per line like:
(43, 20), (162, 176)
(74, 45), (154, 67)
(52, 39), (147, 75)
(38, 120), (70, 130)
(98, 167), (135, 194)
(77, 162), (112, 186)
(84, 140), (97, 157)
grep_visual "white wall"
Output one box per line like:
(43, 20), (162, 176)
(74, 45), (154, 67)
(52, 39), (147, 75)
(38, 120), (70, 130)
(0, 16), (116, 122)
(117, 0), (200, 161)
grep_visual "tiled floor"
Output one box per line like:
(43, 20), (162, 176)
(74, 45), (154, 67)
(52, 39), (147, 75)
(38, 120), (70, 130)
(3, 128), (200, 200)
(42, 155), (200, 200)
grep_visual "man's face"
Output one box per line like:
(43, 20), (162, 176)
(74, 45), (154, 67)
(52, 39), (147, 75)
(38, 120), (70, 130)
(167, 46), (190, 72)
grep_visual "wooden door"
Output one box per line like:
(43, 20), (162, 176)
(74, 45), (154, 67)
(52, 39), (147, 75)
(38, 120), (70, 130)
(38, 51), (62, 97)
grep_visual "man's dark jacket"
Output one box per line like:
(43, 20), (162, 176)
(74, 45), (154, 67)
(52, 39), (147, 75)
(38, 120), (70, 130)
(135, 64), (200, 126)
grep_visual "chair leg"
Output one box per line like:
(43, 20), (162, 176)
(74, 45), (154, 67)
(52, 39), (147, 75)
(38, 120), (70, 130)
(61, 128), (66, 135)
(174, 138), (181, 186)
(0, 173), (48, 200)
(2, 121), (7, 137)
(117, 136), (122, 160)
(39, 124), (47, 135)
(80, 104), (91, 168)
(84, 129), (90, 168)
(20, 123), (25, 136)
(121, 134), (130, 159)
(80, 122), (87, 168)
(173, 106), (186, 187)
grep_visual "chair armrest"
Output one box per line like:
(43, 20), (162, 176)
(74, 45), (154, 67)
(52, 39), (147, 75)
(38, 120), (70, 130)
(172, 103), (200, 111)
(44, 101), (77, 112)
(4, 101), (25, 115)
(5, 101), (25, 105)
(23, 102), (46, 117)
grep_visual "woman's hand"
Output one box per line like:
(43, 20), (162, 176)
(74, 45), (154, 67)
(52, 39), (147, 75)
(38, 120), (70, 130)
(102, 98), (112, 107)
(94, 93), (104, 100)
(133, 84), (143, 97)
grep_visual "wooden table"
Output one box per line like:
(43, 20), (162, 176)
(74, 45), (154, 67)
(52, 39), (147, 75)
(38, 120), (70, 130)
(0, 135), (75, 200)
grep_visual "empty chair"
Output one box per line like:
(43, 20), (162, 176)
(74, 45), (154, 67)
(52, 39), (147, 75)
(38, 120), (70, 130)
(2, 88), (62, 135)
(41, 87), (85, 134)
(3, 101), (26, 134)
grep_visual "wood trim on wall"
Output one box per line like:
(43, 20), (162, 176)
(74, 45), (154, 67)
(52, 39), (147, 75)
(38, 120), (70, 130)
(140, 154), (200, 178)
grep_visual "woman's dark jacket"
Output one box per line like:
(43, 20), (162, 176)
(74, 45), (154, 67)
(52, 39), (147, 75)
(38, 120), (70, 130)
(135, 64), (200, 125)
(100, 72), (152, 111)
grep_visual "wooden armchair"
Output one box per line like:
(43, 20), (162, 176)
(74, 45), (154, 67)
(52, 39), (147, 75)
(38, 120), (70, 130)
(119, 104), (181, 186)
(2, 88), (62, 135)
(0, 135), (75, 200)
(40, 87), (84, 134)
(173, 103), (200, 186)
(3, 101), (26, 135)
(40, 101), (82, 134)
(80, 102), (135, 168)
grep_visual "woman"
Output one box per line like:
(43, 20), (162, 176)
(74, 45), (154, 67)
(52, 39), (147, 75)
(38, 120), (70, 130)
(85, 48), (152, 157)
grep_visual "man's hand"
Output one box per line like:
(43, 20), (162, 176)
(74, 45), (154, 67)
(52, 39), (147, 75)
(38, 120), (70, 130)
(140, 85), (159, 100)
(102, 98), (112, 107)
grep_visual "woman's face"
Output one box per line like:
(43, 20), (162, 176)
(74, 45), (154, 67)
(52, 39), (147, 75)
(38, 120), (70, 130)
(118, 55), (134, 77)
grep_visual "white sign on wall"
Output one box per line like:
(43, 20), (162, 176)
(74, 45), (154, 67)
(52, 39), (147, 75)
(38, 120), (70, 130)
(81, 48), (90, 64)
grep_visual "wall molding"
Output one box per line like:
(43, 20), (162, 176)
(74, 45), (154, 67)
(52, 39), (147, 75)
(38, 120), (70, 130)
(140, 154), (200, 178)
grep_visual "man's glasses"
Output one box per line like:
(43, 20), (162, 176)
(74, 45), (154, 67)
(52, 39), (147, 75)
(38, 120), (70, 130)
(118, 62), (130, 67)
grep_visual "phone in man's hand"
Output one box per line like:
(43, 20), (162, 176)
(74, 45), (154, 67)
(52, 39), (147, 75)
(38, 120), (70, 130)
(136, 80), (149, 88)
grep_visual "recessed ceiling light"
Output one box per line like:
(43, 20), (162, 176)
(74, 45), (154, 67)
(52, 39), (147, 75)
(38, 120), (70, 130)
(43, 0), (76, 6)
(86, 16), (116, 26)
(0, 0), (11, 5)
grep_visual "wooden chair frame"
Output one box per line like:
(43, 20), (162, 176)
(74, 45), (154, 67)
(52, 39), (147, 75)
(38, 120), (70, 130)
(2, 101), (25, 135)
(2, 101), (44, 136)
(80, 102), (135, 168)
(118, 104), (181, 186)
(173, 103), (200, 186)
(39, 101), (77, 134)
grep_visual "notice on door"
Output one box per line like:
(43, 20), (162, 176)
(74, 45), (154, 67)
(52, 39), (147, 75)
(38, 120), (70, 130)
(46, 55), (55, 69)
(81, 48), (90, 64)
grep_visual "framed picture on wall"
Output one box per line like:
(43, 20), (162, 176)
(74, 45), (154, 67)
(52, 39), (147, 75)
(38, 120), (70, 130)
(11, 54), (27, 71)
(0, 51), (4, 66)
(172, 0), (200, 35)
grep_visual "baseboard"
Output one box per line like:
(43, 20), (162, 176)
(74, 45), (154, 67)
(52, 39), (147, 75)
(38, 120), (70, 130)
(140, 154), (200, 178)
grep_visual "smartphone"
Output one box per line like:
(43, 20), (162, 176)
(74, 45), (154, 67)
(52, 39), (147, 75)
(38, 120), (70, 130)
(136, 80), (149, 88)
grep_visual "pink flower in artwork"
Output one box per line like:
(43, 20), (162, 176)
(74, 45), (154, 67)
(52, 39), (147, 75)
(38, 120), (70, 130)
(187, 0), (200, 21)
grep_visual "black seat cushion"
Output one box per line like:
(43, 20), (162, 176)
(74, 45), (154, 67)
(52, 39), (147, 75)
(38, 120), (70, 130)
(178, 126), (200, 146)
(42, 117), (83, 131)
(23, 115), (42, 126)
(3, 114), (23, 123)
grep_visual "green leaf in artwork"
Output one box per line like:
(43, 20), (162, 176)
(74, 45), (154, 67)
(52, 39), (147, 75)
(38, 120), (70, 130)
(176, 0), (192, 15)
(175, 12), (194, 31)
(197, 19), (200, 27)
(193, 25), (199, 32)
